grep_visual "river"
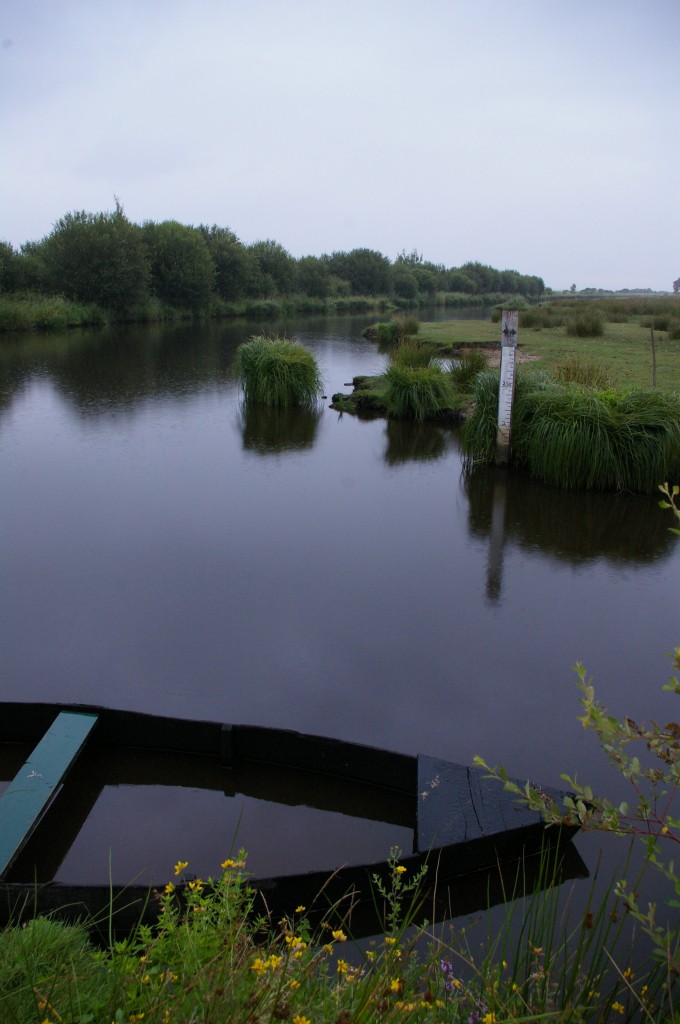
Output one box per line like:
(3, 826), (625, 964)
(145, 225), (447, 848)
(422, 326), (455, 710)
(1, 312), (678, 905)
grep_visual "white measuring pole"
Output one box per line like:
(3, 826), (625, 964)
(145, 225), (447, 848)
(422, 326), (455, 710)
(495, 310), (518, 465)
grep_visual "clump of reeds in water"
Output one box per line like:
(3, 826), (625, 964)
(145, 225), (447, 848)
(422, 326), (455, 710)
(462, 371), (680, 493)
(384, 362), (452, 420)
(235, 336), (323, 408)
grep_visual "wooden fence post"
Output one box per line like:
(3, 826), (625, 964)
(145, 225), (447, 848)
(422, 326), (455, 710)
(495, 310), (518, 464)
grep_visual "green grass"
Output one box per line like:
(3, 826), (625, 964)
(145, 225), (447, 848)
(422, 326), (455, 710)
(417, 309), (680, 392)
(384, 363), (454, 420)
(234, 336), (323, 408)
(450, 347), (489, 391)
(389, 339), (432, 369)
(0, 846), (674, 1023)
(462, 371), (680, 492)
(0, 294), (109, 331)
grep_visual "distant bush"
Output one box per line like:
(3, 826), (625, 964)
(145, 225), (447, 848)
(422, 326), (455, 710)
(235, 336), (323, 408)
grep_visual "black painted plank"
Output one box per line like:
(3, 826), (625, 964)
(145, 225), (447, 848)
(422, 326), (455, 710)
(417, 755), (562, 851)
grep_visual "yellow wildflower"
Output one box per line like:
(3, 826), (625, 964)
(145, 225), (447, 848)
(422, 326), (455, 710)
(289, 979), (301, 990)
(322, 943), (333, 953)
(482, 1014), (497, 1024)
(332, 929), (347, 942)
(173, 860), (188, 876)
(612, 1003), (625, 1015)
(390, 978), (402, 992)
(250, 957), (266, 974)
(187, 879), (203, 892)
(385, 936), (397, 946)
(623, 967), (634, 980)
(395, 865), (407, 874)
(337, 959), (349, 974)
(292, 1017), (311, 1024)
(295, 905), (306, 912)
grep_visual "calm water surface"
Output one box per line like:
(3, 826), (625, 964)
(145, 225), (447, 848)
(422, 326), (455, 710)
(1, 314), (678, 896)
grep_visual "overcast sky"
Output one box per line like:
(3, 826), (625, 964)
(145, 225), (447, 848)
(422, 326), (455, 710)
(1, 0), (678, 291)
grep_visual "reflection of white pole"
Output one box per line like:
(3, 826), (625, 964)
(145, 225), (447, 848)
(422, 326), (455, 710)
(496, 310), (518, 465)
(486, 471), (507, 603)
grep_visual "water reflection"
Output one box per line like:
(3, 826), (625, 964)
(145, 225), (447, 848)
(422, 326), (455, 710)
(239, 403), (323, 454)
(465, 462), (674, 599)
(383, 419), (453, 465)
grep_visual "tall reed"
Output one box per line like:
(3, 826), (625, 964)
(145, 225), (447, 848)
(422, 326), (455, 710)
(235, 336), (323, 408)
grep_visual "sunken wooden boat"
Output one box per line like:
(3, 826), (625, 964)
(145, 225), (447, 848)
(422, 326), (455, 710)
(0, 703), (586, 939)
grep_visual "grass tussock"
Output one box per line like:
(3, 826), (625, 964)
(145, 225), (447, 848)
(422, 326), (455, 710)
(385, 363), (453, 419)
(389, 339), (432, 369)
(565, 308), (605, 337)
(554, 353), (612, 389)
(235, 336), (323, 408)
(462, 371), (680, 492)
(450, 347), (489, 391)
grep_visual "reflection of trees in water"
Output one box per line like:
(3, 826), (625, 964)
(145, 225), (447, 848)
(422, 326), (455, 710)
(0, 323), (253, 418)
(383, 419), (453, 465)
(239, 403), (321, 454)
(463, 463), (675, 565)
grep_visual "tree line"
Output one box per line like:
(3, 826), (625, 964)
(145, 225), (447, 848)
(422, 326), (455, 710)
(0, 202), (546, 316)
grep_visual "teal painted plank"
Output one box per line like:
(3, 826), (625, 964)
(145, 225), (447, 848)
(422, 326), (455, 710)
(0, 711), (98, 878)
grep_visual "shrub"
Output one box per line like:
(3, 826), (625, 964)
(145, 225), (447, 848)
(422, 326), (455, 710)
(384, 363), (452, 419)
(235, 336), (323, 408)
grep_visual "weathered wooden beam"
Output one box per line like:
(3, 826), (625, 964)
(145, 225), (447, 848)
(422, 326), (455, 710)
(417, 755), (565, 851)
(0, 711), (98, 879)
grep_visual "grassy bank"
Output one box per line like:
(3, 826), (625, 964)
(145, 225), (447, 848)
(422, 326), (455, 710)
(415, 300), (680, 392)
(0, 845), (673, 1023)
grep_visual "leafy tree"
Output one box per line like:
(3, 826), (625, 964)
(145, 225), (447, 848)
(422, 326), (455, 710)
(296, 255), (333, 298)
(248, 240), (296, 296)
(0, 241), (17, 293)
(673, 277), (679, 294)
(41, 202), (149, 312)
(327, 248), (391, 296)
(143, 220), (215, 312)
(447, 269), (476, 294)
(392, 264), (418, 300)
(200, 225), (260, 301)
